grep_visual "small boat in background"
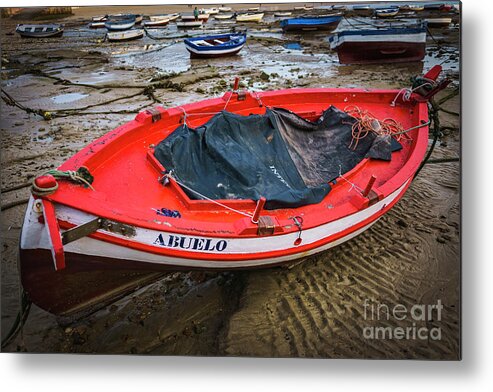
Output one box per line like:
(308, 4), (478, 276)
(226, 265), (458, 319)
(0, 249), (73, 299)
(201, 8), (219, 15)
(274, 12), (292, 17)
(248, 7), (260, 12)
(407, 4), (425, 11)
(176, 20), (204, 28)
(280, 14), (342, 32)
(143, 18), (169, 27)
(424, 3), (445, 10)
(425, 17), (452, 27)
(329, 23), (427, 64)
(236, 13), (264, 22)
(181, 13), (210, 21)
(219, 6), (232, 12)
(439, 4), (453, 12)
(16, 24), (64, 38)
(92, 15), (108, 22)
(107, 29), (144, 42)
(374, 8), (399, 18)
(184, 33), (247, 58)
(155, 13), (180, 22)
(353, 5), (372, 11)
(214, 13), (234, 20)
(108, 13), (142, 24)
(89, 21), (106, 28)
(105, 16), (136, 31)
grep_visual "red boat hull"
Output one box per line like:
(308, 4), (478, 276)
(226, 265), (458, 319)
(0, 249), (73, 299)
(19, 88), (430, 316)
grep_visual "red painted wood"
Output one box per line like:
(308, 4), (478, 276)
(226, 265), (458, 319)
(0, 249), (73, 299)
(41, 199), (65, 270)
(251, 197), (266, 223)
(424, 65), (442, 81)
(27, 88), (429, 258)
(362, 175), (377, 197)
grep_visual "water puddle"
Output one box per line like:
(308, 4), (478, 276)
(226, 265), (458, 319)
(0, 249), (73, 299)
(51, 92), (88, 104)
(283, 42), (303, 50)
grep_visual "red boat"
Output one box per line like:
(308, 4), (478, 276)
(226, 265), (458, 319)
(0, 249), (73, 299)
(19, 71), (448, 316)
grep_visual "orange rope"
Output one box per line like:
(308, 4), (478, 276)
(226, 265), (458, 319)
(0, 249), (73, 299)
(344, 105), (407, 150)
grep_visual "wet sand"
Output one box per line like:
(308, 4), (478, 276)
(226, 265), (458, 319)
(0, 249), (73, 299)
(1, 5), (460, 358)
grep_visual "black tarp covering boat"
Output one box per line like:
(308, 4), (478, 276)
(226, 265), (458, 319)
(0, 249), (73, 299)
(154, 106), (400, 210)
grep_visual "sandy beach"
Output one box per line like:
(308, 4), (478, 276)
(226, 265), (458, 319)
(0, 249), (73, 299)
(1, 3), (460, 358)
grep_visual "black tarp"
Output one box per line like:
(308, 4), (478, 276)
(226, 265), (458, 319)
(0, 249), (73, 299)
(154, 106), (400, 210)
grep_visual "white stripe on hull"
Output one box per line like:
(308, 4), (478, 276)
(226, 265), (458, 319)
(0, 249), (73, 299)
(21, 179), (410, 268)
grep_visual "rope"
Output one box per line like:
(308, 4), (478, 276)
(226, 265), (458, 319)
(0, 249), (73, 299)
(344, 105), (408, 150)
(31, 179), (59, 196)
(1, 290), (32, 349)
(177, 88), (251, 128)
(415, 99), (441, 177)
(1, 88), (52, 120)
(393, 120), (431, 136)
(390, 82), (436, 106)
(165, 172), (254, 218)
(425, 25), (440, 47)
(31, 168), (95, 196)
(337, 165), (364, 194)
(425, 157), (459, 164)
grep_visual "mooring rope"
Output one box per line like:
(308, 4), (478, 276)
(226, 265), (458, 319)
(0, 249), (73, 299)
(165, 172), (254, 218)
(390, 82), (436, 106)
(31, 169), (95, 196)
(345, 105), (410, 150)
(337, 165), (365, 194)
(177, 87), (248, 128)
(1, 290), (32, 350)
(415, 99), (441, 177)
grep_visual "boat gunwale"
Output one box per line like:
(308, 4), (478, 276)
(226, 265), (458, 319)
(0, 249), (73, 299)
(43, 88), (428, 238)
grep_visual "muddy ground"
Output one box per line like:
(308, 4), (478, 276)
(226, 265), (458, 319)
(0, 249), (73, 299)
(1, 4), (460, 358)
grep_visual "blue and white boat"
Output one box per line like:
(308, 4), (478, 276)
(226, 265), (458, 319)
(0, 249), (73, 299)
(329, 23), (427, 64)
(280, 14), (342, 32)
(374, 7), (399, 18)
(184, 33), (247, 58)
(16, 24), (64, 38)
(105, 15), (136, 31)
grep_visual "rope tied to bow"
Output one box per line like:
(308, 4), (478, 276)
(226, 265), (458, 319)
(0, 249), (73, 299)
(31, 167), (95, 196)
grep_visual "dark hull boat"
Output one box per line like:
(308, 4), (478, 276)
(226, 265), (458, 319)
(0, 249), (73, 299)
(280, 14), (342, 32)
(16, 24), (64, 38)
(184, 33), (247, 58)
(330, 24), (427, 64)
(19, 67), (450, 317)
